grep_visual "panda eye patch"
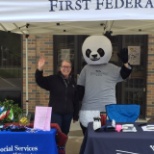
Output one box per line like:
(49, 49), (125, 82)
(97, 48), (105, 57)
(86, 49), (91, 58)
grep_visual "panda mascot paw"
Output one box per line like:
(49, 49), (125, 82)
(118, 48), (128, 63)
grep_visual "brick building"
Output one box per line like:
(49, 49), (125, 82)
(22, 34), (154, 119)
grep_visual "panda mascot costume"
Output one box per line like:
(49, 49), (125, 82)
(77, 35), (132, 134)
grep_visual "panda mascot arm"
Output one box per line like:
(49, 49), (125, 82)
(118, 48), (132, 79)
(77, 85), (85, 101)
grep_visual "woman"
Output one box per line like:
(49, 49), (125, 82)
(35, 57), (79, 135)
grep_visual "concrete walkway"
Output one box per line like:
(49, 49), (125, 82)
(66, 121), (83, 154)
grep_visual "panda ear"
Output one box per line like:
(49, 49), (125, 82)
(86, 49), (91, 58)
(104, 31), (112, 41)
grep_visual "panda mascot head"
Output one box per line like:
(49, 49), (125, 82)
(82, 35), (112, 65)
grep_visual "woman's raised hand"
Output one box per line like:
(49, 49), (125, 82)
(37, 56), (45, 71)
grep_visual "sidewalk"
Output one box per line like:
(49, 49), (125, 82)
(66, 121), (83, 154)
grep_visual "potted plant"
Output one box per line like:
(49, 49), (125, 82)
(0, 99), (23, 124)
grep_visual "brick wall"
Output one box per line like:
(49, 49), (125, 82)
(146, 35), (154, 118)
(22, 34), (53, 114)
(23, 34), (154, 118)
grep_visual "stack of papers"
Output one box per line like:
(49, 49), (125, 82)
(142, 125), (154, 131)
(122, 124), (137, 132)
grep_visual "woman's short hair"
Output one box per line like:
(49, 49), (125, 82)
(60, 60), (72, 67)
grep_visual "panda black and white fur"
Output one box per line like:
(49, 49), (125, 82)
(77, 35), (132, 134)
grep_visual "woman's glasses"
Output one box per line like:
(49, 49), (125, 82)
(61, 66), (71, 69)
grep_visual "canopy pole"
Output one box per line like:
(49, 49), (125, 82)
(25, 34), (29, 116)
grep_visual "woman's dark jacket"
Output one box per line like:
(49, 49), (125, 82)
(35, 69), (79, 121)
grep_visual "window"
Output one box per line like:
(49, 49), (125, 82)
(0, 31), (22, 106)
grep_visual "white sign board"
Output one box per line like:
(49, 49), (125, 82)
(128, 46), (141, 65)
